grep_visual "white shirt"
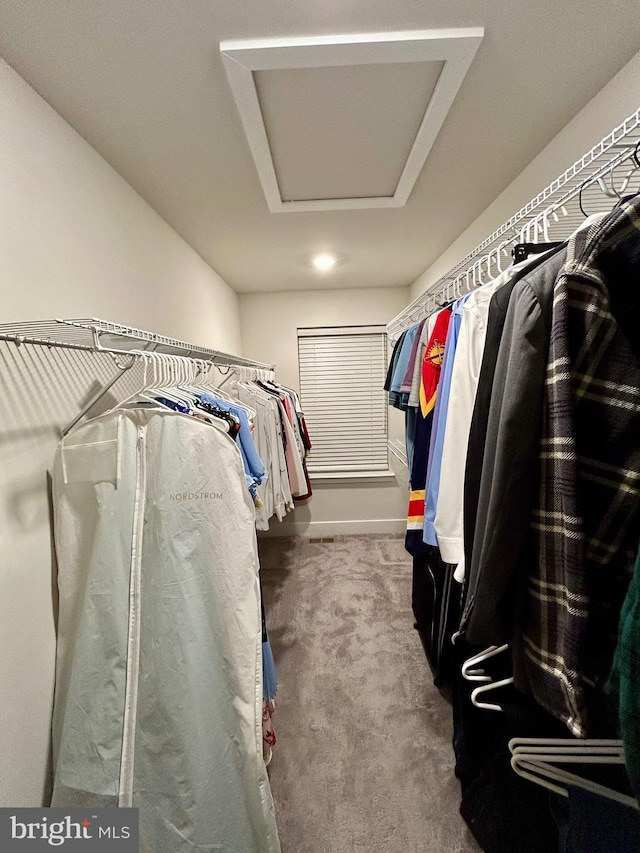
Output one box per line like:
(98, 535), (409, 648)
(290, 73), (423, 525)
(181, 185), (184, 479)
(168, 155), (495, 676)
(434, 260), (532, 579)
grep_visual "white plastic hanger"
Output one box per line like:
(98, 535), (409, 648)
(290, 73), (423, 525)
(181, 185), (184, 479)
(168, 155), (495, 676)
(461, 643), (509, 682)
(155, 354), (193, 409)
(510, 738), (625, 757)
(112, 351), (173, 410)
(471, 676), (514, 711)
(508, 737), (638, 810)
(461, 643), (512, 709)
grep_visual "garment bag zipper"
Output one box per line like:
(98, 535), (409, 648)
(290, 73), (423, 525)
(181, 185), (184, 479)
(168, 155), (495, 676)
(118, 422), (147, 807)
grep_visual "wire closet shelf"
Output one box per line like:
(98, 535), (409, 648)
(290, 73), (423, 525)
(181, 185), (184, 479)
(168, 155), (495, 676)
(386, 105), (640, 340)
(0, 318), (274, 369)
(0, 318), (274, 435)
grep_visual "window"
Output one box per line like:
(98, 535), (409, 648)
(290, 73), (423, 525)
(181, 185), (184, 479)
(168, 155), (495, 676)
(297, 325), (389, 474)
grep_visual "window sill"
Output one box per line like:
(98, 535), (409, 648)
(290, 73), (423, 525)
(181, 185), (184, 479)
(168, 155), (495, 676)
(309, 470), (396, 484)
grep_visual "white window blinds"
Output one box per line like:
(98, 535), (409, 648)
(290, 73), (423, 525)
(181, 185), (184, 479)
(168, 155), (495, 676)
(297, 326), (389, 473)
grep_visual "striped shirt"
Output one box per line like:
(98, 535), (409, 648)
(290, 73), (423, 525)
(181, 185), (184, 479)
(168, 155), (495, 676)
(524, 199), (640, 736)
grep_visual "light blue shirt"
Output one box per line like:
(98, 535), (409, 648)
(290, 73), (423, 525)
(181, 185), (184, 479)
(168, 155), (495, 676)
(390, 323), (420, 393)
(197, 393), (266, 498)
(423, 296), (469, 546)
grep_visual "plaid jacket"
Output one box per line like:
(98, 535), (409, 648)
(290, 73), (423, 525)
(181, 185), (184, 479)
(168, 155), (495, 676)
(523, 199), (640, 736)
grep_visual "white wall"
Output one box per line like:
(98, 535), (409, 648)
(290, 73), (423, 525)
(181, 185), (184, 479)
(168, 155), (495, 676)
(240, 287), (411, 537)
(410, 47), (640, 302)
(0, 61), (243, 807)
(0, 60), (242, 349)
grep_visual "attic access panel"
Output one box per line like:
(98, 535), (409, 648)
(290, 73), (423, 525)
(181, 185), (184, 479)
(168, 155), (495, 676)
(220, 29), (484, 213)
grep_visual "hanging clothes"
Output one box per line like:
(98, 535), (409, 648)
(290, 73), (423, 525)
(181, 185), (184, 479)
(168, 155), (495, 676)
(433, 256), (547, 576)
(523, 200), (640, 736)
(196, 391), (266, 499)
(438, 201), (639, 736)
(387, 326), (418, 409)
(607, 544), (640, 805)
(256, 381), (307, 498)
(51, 406), (281, 853)
(422, 295), (470, 547)
(227, 376), (314, 525)
(399, 317), (427, 404)
(233, 379), (294, 528)
(461, 244), (567, 595)
(402, 309), (454, 681)
(459, 247), (569, 645)
(384, 330), (407, 405)
(405, 307), (451, 552)
(280, 383), (313, 502)
(388, 174), (640, 851)
(408, 316), (437, 409)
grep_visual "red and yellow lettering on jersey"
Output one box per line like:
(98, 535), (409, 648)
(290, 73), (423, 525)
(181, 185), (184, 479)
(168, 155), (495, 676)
(419, 309), (451, 417)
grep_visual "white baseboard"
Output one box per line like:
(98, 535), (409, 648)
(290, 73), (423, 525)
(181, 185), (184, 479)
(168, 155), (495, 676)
(258, 518), (406, 538)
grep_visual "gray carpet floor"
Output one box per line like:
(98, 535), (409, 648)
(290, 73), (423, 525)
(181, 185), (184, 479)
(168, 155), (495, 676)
(259, 535), (481, 853)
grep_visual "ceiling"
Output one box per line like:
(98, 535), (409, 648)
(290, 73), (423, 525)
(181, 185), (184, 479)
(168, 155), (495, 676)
(257, 60), (442, 202)
(1, 1), (639, 294)
(220, 29), (482, 213)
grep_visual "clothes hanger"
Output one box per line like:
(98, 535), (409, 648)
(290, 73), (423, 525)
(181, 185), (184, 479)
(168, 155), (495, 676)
(510, 738), (625, 757)
(187, 366), (240, 428)
(191, 361), (232, 401)
(111, 351), (174, 410)
(543, 202), (569, 243)
(486, 240), (510, 280)
(202, 362), (221, 391)
(461, 665), (492, 684)
(509, 739), (638, 810)
(156, 354), (193, 409)
(486, 244), (503, 278)
(177, 357), (208, 398)
(167, 353), (199, 409)
(609, 146), (640, 205)
(470, 676), (515, 711)
(122, 353), (183, 410)
(462, 643), (509, 678)
(512, 209), (564, 262)
(210, 364), (239, 398)
(577, 171), (626, 218)
(474, 258), (485, 289)
(193, 362), (258, 424)
(179, 357), (227, 423)
(461, 643), (513, 710)
(114, 352), (207, 415)
(111, 350), (152, 411)
(512, 756), (632, 800)
(240, 372), (267, 402)
(461, 644), (509, 682)
(235, 366), (256, 390)
(179, 355), (201, 401)
(162, 354), (183, 400)
(486, 238), (511, 275)
(123, 353), (232, 430)
(208, 364), (258, 419)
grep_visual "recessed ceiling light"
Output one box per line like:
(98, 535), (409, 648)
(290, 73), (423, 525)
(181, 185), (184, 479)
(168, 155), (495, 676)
(312, 253), (337, 271)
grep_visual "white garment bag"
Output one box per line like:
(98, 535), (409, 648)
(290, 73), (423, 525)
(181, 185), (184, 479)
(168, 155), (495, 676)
(51, 406), (281, 853)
